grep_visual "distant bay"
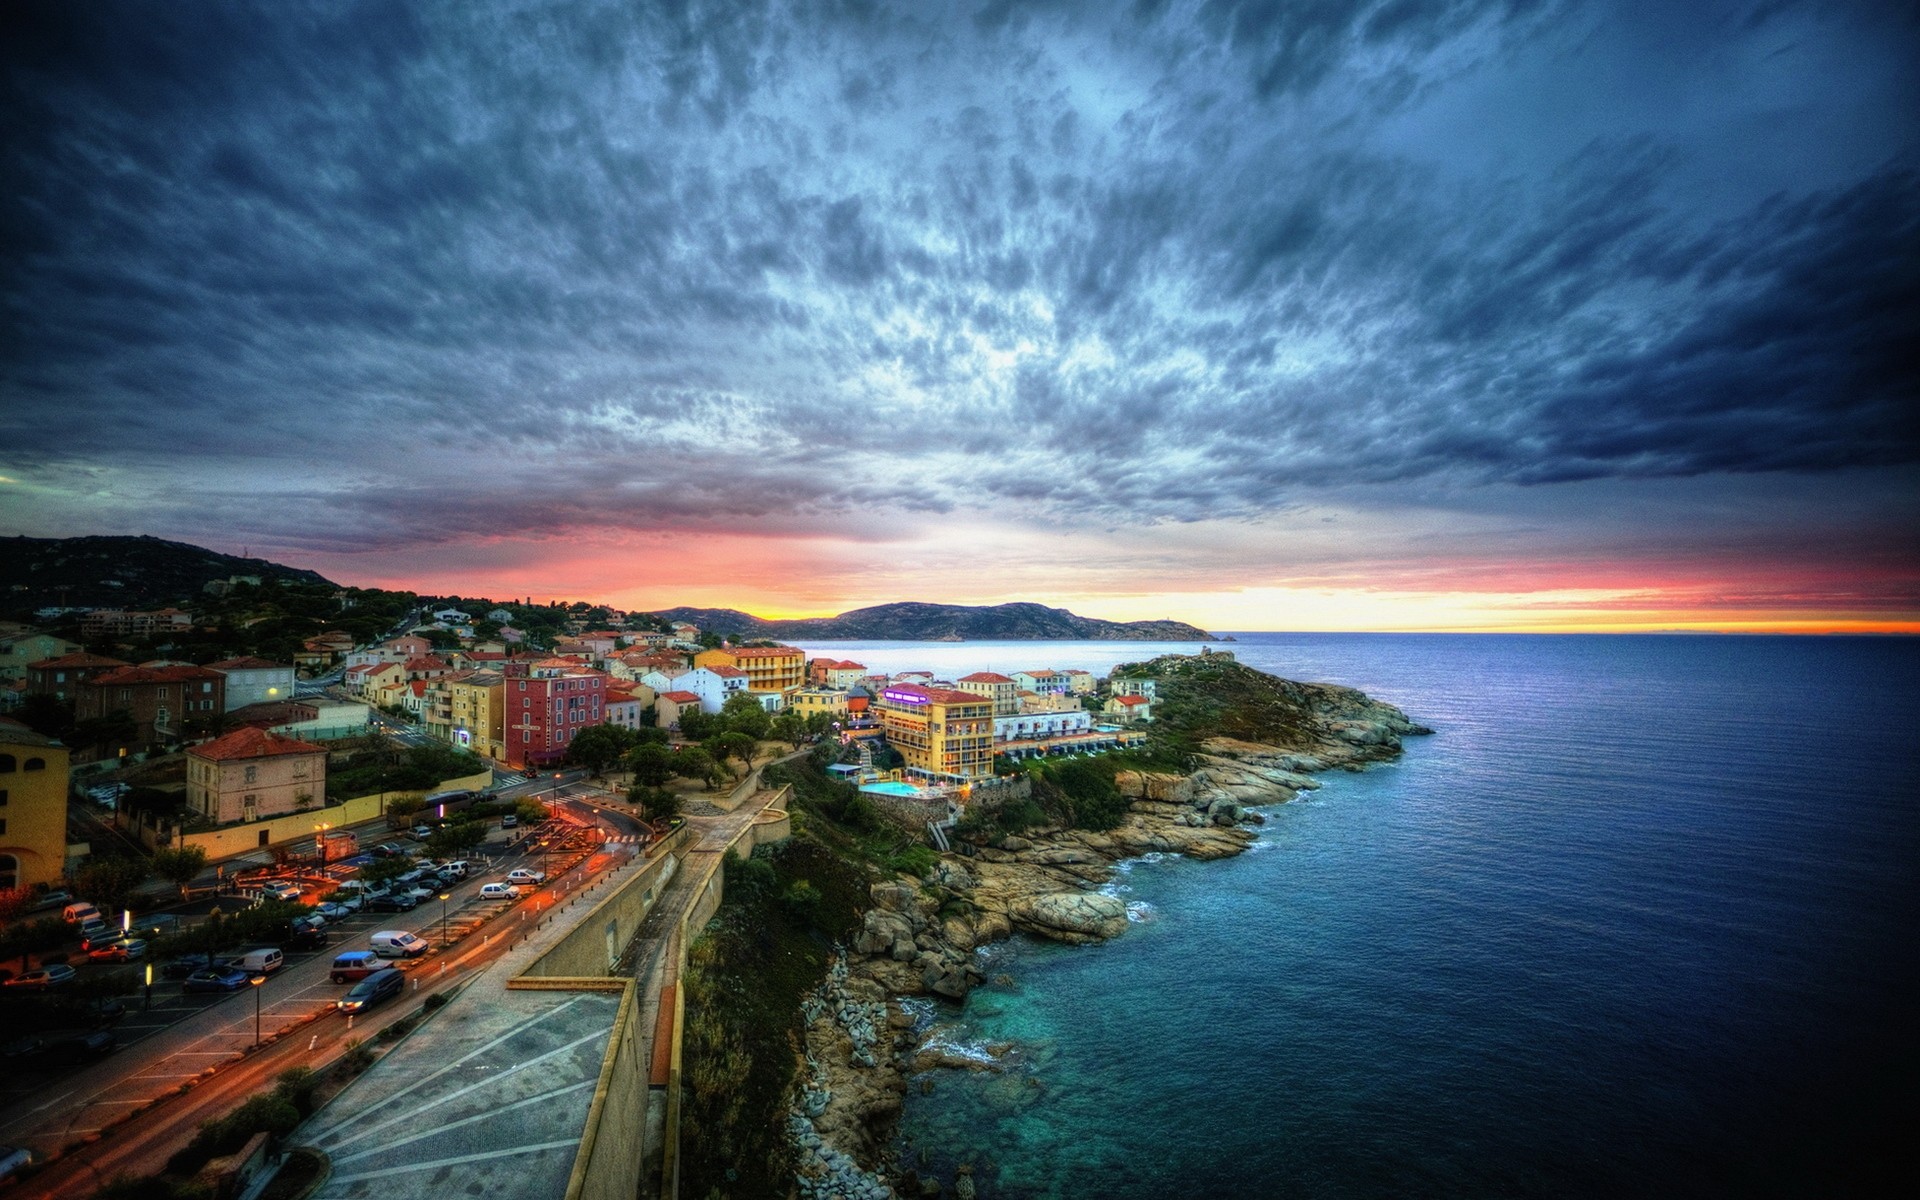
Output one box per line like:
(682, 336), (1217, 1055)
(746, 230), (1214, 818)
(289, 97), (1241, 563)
(799, 634), (1920, 1197)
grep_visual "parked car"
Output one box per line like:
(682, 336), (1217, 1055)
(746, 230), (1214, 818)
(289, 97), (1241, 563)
(439, 860), (471, 880)
(160, 954), (217, 980)
(34, 1028), (116, 1064)
(329, 951), (382, 983)
(314, 901), (354, 921)
(289, 923), (329, 951)
(409, 825), (434, 840)
(505, 868), (546, 886)
(183, 967), (250, 993)
(26, 890), (72, 914)
(0, 1145), (32, 1182)
(369, 930), (429, 958)
(370, 843), (408, 859)
(62, 902), (102, 925)
(227, 948), (285, 975)
(364, 893), (418, 913)
(88, 938), (147, 963)
(478, 882), (520, 901)
(4, 964), (77, 989)
(80, 929), (129, 953)
(249, 880), (303, 903)
(499, 813), (518, 829)
(336, 967), (405, 1014)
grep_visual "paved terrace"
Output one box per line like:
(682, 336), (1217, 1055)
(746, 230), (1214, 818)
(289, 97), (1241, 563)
(294, 777), (792, 1200)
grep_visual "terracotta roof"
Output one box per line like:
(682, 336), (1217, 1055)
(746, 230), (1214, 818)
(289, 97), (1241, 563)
(27, 652), (131, 671)
(661, 690), (702, 703)
(1113, 694), (1150, 706)
(708, 665), (749, 678)
(90, 664), (224, 686)
(404, 656), (450, 670)
(718, 645), (801, 659)
(207, 656), (290, 672)
(882, 684), (987, 707)
(959, 672), (1015, 683)
(190, 726), (326, 762)
(605, 688), (637, 703)
(409, 680), (428, 696)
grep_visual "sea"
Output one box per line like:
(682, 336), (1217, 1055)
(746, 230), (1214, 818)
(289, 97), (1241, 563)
(793, 634), (1920, 1198)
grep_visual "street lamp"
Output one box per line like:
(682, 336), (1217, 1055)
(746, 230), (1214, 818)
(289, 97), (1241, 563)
(144, 961), (153, 1011)
(251, 975), (265, 1046)
(316, 822), (332, 870)
(439, 892), (450, 946)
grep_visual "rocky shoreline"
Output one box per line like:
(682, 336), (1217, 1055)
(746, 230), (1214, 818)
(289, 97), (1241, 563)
(789, 681), (1429, 1199)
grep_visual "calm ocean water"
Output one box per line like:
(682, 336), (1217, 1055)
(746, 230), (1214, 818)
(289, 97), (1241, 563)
(797, 635), (1920, 1198)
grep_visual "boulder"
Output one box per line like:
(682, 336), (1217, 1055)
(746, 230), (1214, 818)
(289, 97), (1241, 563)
(1009, 892), (1128, 944)
(870, 881), (919, 913)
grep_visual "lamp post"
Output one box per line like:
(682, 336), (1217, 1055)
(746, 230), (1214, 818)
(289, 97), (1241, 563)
(144, 961), (153, 1012)
(439, 892), (450, 946)
(316, 822), (331, 870)
(251, 975), (265, 1047)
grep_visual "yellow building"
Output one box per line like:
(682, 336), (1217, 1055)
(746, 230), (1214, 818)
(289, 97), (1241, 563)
(956, 672), (1021, 716)
(432, 670), (507, 761)
(789, 686), (850, 719)
(0, 630), (81, 683)
(876, 685), (994, 780)
(0, 718), (70, 893)
(695, 644), (806, 694)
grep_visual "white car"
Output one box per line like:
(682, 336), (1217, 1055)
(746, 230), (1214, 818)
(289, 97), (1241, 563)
(314, 900), (355, 919)
(478, 882), (521, 900)
(505, 868), (546, 886)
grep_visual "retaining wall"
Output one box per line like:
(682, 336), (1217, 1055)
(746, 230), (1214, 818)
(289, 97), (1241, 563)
(510, 826), (691, 981)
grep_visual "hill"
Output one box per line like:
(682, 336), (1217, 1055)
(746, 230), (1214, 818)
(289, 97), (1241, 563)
(650, 601), (1212, 642)
(0, 535), (335, 613)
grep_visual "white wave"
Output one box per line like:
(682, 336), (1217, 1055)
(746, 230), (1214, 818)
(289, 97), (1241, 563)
(1125, 900), (1158, 923)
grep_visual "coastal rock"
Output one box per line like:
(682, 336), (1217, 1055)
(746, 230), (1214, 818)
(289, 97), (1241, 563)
(1009, 892), (1128, 944)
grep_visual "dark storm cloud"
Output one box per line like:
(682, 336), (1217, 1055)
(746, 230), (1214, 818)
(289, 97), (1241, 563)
(2, 0), (1915, 549)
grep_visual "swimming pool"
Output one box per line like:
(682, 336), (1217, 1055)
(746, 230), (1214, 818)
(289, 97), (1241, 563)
(861, 780), (930, 797)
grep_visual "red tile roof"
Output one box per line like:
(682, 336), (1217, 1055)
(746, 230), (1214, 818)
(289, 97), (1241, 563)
(720, 645), (801, 659)
(207, 657), (290, 672)
(1112, 694), (1150, 706)
(605, 688), (637, 703)
(27, 652), (131, 671)
(661, 690), (702, 704)
(708, 665), (749, 678)
(404, 656), (450, 671)
(90, 664), (224, 687)
(189, 726), (326, 762)
(959, 672), (1015, 683)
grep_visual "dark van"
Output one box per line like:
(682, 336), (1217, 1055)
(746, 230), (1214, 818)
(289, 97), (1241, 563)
(337, 968), (405, 1014)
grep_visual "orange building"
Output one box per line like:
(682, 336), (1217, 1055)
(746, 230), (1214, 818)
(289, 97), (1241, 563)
(694, 644), (806, 695)
(876, 685), (994, 780)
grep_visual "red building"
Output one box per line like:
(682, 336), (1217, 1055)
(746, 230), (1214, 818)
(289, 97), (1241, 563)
(502, 661), (607, 769)
(76, 663), (226, 747)
(26, 652), (131, 702)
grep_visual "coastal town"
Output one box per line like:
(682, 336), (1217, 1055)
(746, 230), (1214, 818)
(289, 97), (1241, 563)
(0, 566), (1410, 1200)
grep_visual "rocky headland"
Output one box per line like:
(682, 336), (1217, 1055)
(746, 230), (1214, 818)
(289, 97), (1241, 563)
(789, 656), (1430, 1198)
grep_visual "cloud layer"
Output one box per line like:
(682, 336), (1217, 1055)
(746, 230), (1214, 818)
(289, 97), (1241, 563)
(2, 0), (1915, 621)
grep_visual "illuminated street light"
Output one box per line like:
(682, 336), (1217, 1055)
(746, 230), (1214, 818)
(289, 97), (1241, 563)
(439, 892), (451, 946)
(251, 975), (265, 1046)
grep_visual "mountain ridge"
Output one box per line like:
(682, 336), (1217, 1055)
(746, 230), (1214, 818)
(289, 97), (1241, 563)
(650, 601), (1213, 642)
(0, 535), (336, 613)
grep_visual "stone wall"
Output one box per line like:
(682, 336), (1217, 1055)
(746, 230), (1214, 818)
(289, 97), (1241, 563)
(562, 981), (648, 1200)
(511, 825), (691, 980)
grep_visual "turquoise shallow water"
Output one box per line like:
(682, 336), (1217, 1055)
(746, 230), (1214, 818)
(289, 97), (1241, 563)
(798, 635), (1920, 1197)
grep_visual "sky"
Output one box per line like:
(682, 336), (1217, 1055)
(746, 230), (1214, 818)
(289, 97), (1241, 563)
(2, 0), (1915, 633)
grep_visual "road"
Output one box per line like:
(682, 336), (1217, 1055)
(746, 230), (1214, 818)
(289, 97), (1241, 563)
(0, 805), (635, 1197)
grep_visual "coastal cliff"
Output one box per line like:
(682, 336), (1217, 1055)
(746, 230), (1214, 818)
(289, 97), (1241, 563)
(649, 601), (1214, 642)
(788, 656), (1429, 1198)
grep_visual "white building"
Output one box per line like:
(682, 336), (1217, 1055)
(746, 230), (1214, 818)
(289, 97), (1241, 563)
(208, 657), (298, 712)
(994, 709), (1093, 742)
(636, 666), (747, 714)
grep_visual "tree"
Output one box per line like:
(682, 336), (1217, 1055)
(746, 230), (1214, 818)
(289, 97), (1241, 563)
(427, 820), (486, 857)
(0, 917), (69, 973)
(677, 709), (717, 741)
(566, 724), (636, 776)
(707, 731), (756, 777)
(151, 846), (210, 898)
(770, 710), (806, 748)
(72, 708), (139, 756)
(358, 857), (414, 886)
(628, 785), (680, 823)
(628, 743), (676, 788)
(73, 856), (152, 913)
(697, 631), (723, 650)
(14, 695), (76, 741)
(719, 692), (771, 740)
(634, 726), (669, 746)
(672, 746), (724, 791)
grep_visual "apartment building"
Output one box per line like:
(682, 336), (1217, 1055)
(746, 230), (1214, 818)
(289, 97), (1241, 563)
(876, 685), (994, 780)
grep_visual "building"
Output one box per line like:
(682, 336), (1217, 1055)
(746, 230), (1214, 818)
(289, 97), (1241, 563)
(25, 652), (131, 702)
(1061, 669), (1096, 695)
(994, 708), (1094, 742)
(402, 655), (453, 682)
(694, 644), (805, 696)
(0, 717), (70, 893)
(0, 630), (81, 683)
(77, 663), (226, 745)
(603, 687), (644, 730)
(1111, 678), (1157, 700)
(185, 726), (328, 826)
(207, 657), (297, 711)
(502, 662), (607, 769)
(296, 631), (356, 672)
(788, 686), (850, 720)
(344, 661), (405, 699)
(1012, 669), (1067, 695)
(80, 607), (194, 640)
(654, 690), (702, 731)
(956, 672), (1022, 716)
(427, 670), (508, 760)
(876, 685), (994, 780)
(808, 658), (869, 688)
(342, 634), (432, 668)
(637, 666), (746, 714)
(1103, 693), (1154, 722)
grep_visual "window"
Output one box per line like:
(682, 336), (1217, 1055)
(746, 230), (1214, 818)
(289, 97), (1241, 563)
(0, 854), (15, 890)
(0, 755), (12, 773)
(0, 789), (6, 806)
(244, 765), (257, 784)
(25, 757), (45, 771)
(0, 818), (5, 836)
